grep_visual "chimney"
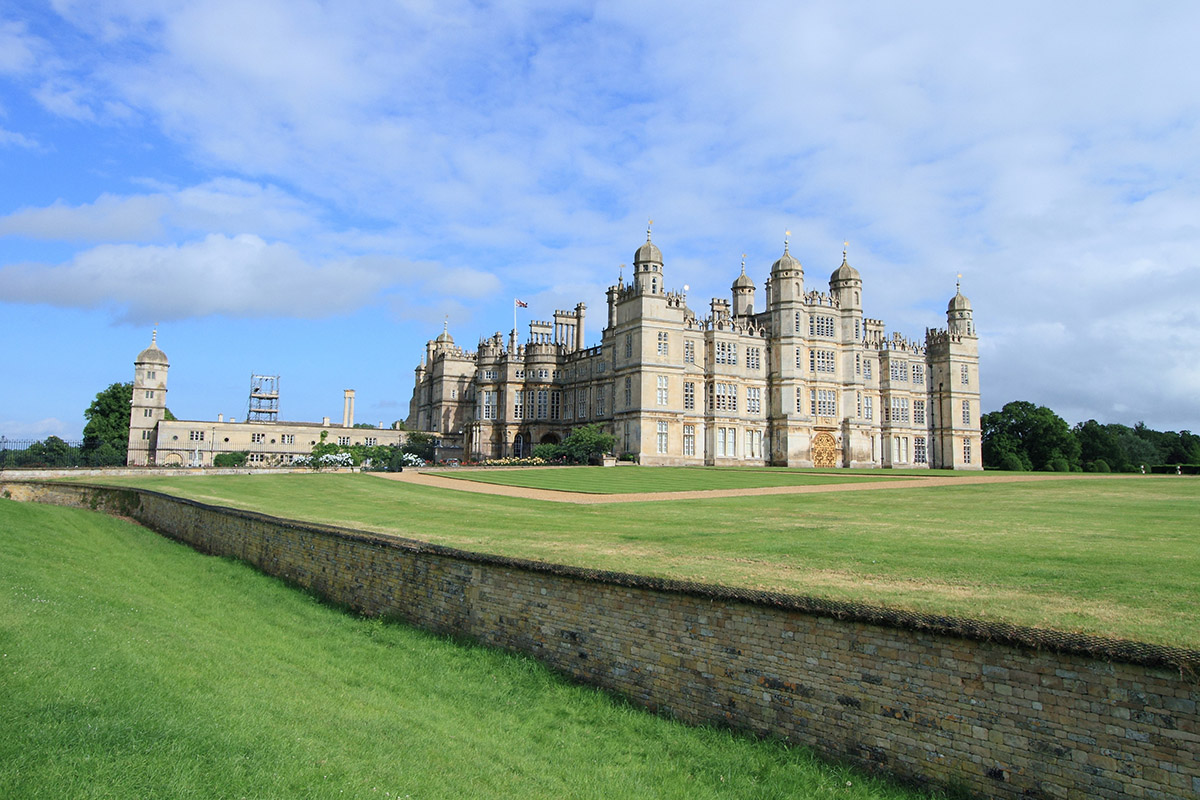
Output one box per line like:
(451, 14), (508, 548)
(343, 389), (355, 428)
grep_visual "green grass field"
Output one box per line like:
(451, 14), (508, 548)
(437, 466), (909, 493)
(82, 470), (1200, 649)
(0, 498), (937, 800)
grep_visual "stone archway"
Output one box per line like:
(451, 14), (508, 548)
(812, 432), (838, 468)
(540, 433), (560, 445)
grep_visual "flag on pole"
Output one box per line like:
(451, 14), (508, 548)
(514, 299), (528, 308)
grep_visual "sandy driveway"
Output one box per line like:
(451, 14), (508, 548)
(371, 468), (1088, 505)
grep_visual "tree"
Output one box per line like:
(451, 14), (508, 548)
(534, 424), (617, 464)
(82, 382), (133, 464)
(981, 401), (1080, 471)
(402, 432), (436, 463)
(1074, 419), (1127, 472)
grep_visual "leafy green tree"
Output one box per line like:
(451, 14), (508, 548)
(402, 432), (436, 463)
(981, 401), (1080, 471)
(213, 452), (249, 467)
(82, 382), (133, 464)
(1074, 419), (1127, 472)
(535, 424), (617, 465)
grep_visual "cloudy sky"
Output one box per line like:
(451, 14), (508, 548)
(2, 1), (1198, 440)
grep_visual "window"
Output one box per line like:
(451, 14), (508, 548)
(577, 388), (589, 419)
(141, 430), (151, 440)
(551, 390), (561, 420)
(891, 397), (910, 423)
(482, 390), (497, 420)
(537, 389), (548, 419)
(712, 383), (737, 412)
(811, 350), (835, 373)
(143, 409), (153, 417)
(855, 353), (861, 375)
(864, 359), (872, 379)
(337, 436), (351, 446)
(515, 369), (525, 379)
(625, 334), (632, 359)
(914, 400), (926, 426)
(281, 434), (295, 445)
(746, 430), (762, 459)
(251, 433), (266, 444)
(813, 389), (836, 417)
(794, 312), (801, 333)
(624, 377), (632, 408)
(657, 332), (668, 356)
(811, 315), (835, 337)
(364, 437), (377, 447)
(962, 400), (970, 425)
(912, 364), (925, 385)
(683, 424), (696, 456)
(963, 437), (972, 464)
(684, 381), (695, 410)
(538, 369), (549, 380)
(854, 319), (860, 340)
(914, 437), (927, 464)
(961, 364), (969, 385)
(656, 421), (668, 454)
(189, 430), (204, 441)
(865, 396), (874, 421)
(657, 376), (669, 406)
(147, 371), (156, 379)
(890, 361), (908, 382)
(483, 370), (497, 381)
(144, 390), (155, 399)
(747, 386), (761, 414)
(514, 391), (525, 420)
(715, 341), (737, 365)
(746, 347), (761, 370)
(716, 427), (736, 457)
(856, 391), (862, 418)
(596, 386), (606, 416)
(684, 340), (695, 364)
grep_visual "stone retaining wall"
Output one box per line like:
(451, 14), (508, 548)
(4, 479), (1197, 799)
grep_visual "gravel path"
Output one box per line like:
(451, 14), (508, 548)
(371, 468), (1089, 504)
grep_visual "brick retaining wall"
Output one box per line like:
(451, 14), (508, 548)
(4, 479), (1197, 799)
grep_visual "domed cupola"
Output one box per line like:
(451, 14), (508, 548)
(632, 221), (664, 295)
(947, 274), (975, 336)
(136, 329), (169, 366)
(731, 255), (756, 317)
(434, 320), (455, 347)
(829, 242), (862, 311)
(830, 243), (861, 285)
(770, 232), (802, 277)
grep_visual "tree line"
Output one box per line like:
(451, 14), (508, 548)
(982, 400), (1199, 472)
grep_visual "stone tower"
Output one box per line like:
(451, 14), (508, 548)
(927, 281), (981, 469)
(127, 330), (169, 466)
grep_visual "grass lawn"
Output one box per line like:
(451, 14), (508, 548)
(80, 471), (1200, 650)
(436, 465), (910, 493)
(0, 498), (936, 800)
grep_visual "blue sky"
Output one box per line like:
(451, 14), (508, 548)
(2, 1), (1199, 440)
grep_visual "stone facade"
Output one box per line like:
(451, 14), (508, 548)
(126, 335), (406, 467)
(409, 231), (982, 468)
(6, 479), (1195, 800)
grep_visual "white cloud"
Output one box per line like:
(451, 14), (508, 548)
(0, 19), (40, 75)
(0, 234), (397, 321)
(0, 179), (318, 241)
(0, 417), (72, 440)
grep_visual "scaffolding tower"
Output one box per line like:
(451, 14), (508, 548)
(247, 374), (280, 422)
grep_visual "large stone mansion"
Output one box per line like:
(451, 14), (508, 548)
(407, 230), (981, 468)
